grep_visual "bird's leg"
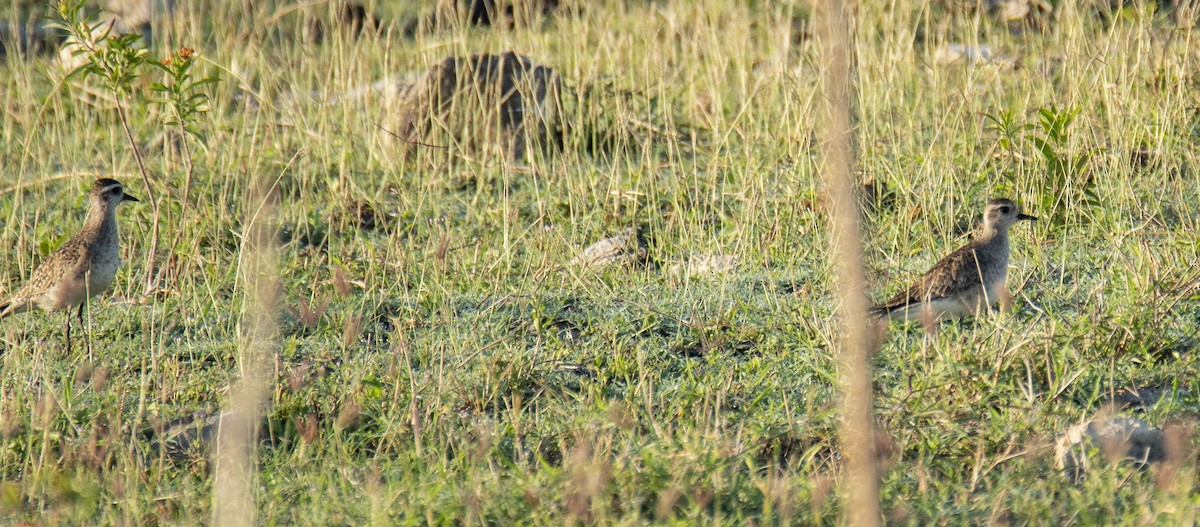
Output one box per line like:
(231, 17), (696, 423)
(919, 304), (939, 336)
(64, 309), (73, 355)
(867, 317), (888, 354)
(77, 302), (89, 359)
(998, 285), (1013, 313)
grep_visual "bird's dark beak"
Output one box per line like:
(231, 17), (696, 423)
(123, 193), (140, 203)
(1018, 213), (1036, 221)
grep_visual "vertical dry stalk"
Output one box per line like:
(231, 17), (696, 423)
(815, 0), (881, 525)
(112, 96), (162, 296)
(211, 177), (279, 526)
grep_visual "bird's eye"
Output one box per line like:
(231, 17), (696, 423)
(999, 206), (1011, 214)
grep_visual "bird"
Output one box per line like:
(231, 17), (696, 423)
(0, 178), (139, 352)
(871, 198), (1036, 323)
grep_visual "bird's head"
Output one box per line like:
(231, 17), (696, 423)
(92, 178), (139, 210)
(983, 198), (1035, 231)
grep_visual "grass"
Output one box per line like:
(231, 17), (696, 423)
(1, 0), (1200, 523)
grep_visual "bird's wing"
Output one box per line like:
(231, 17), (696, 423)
(878, 242), (986, 312)
(5, 237), (90, 306)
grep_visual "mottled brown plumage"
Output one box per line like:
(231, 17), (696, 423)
(873, 198), (1035, 322)
(0, 179), (139, 351)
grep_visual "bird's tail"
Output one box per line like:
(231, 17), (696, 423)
(0, 300), (16, 319)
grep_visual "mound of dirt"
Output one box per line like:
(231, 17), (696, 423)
(378, 52), (561, 162)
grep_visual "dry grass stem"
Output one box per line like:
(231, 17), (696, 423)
(817, 0), (881, 524)
(211, 175), (279, 526)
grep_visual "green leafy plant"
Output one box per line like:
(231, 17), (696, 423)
(51, 1), (146, 93)
(983, 107), (1032, 160)
(984, 105), (1096, 226)
(1029, 105), (1097, 225)
(152, 47), (219, 204)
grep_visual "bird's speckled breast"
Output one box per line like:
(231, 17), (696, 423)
(978, 236), (1010, 307)
(86, 224), (122, 297)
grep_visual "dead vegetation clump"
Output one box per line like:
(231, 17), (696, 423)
(377, 51), (562, 163)
(374, 51), (695, 165)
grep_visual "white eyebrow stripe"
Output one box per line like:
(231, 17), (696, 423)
(98, 184), (123, 194)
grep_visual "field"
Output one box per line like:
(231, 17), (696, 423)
(2, 0), (1200, 524)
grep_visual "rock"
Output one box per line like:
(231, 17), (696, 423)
(554, 362), (593, 378)
(102, 0), (174, 33)
(1055, 415), (1166, 480)
(1129, 145), (1162, 171)
(931, 44), (1016, 69)
(668, 254), (740, 278)
(153, 410), (224, 460)
(859, 176), (896, 214)
(990, 0), (1052, 24)
(939, 0), (1052, 26)
(377, 52), (561, 161)
(993, 0), (1033, 20)
(571, 227), (648, 270)
(1110, 385), (1185, 410)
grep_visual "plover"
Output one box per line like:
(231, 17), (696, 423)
(872, 198), (1035, 322)
(0, 178), (139, 351)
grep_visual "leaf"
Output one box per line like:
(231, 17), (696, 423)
(62, 63), (94, 82)
(193, 76), (221, 88)
(184, 125), (208, 143)
(1029, 137), (1056, 162)
(148, 60), (172, 74)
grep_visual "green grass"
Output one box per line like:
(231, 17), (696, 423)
(2, 0), (1200, 524)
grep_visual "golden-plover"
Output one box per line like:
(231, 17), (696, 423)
(872, 198), (1035, 323)
(0, 178), (139, 351)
